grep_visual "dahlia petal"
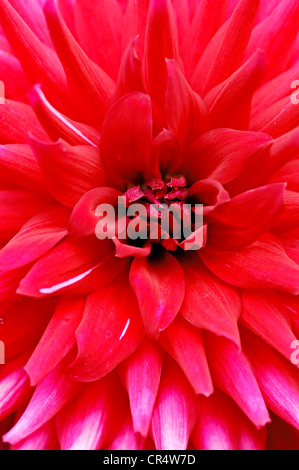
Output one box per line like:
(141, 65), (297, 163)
(271, 190), (299, 234)
(0, 50), (29, 101)
(207, 183), (285, 250)
(113, 238), (152, 259)
(265, 127), (299, 176)
(250, 95), (288, 133)
(57, 0), (76, 36)
(0, 207), (69, 271)
(25, 296), (85, 386)
(180, 255), (241, 345)
(191, 390), (240, 450)
(205, 50), (266, 130)
(0, 297), (55, 361)
(11, 420), (59, 451)
(251, 64), (299, 118)
(165, 59), (208, 145)
(129, 250), (185, 339)
(8, 0), (52, 46)
(178, 223), (208, 252)
(152, 130), (183, 175)
(144, 0), (180, 114)
(107, 416), (146, 451)
(122, 0), (150, 54)
(68, 280), (145, 382)
(181, 0), (228, 77)
(204, 333), (271, 427)
(0, 100), (48, 144)
(200, 233), (299, 295)
(114, 37), (146, 101)
(150, 358), (199, 450)
(246, 0), (299, 80)
(56, 374), (127, 450)
(29, 137), (106, 208)
(227, 126), (299, 195)
(241, 290), (297, 361)
(0, 190), (48, 242)
(189, 179), (230, 215)
(119, 338), (163, 437)
(28, 85), (101, 147)
(184, 129), (272, 185)
(255, 0), (282, 23)
(74, 0), (123, 80)
(251, 94), (299, 138)
(0, 144), (50, 199)
(44, 0), (115, 125)
(280, 294), (299, 339)
(242, 329), (299, 430)
(0, 353), (32, 421)
(18, 236), (128, 298)
(278, 229), (299, 265)
(191, 0), (260, 94)
(238, 418), (267, 451)
(187, 0), (200, 18)
(271, 161), (299, 192)
(69, 188), (122, 238)
(0, 0), (68, 109)
(172, 0), (190, 45)
(0, 31), (11, 53)
(159, 315), (213, 395)
(100, 92), (156, 190)
(3, 360), (82, 445)
(0, 266), (28, 310)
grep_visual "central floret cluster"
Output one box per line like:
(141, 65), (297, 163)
(99, 176), (205, 252)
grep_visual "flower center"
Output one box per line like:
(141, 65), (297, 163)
(121, 176), (205, 252)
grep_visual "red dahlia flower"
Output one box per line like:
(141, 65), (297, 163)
(0, 0), (298, 451)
